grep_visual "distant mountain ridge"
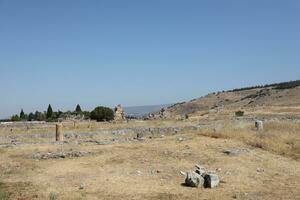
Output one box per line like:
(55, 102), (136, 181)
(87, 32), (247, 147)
(124, 104), (172, 117)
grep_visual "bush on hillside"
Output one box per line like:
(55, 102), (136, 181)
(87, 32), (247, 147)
(235, 110), (244, 117)
(274, 80), (300, 90)
(228, 80), (300, 92)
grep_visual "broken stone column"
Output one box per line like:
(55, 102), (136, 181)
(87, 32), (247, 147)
(255, 120), (263, 131)
(56, 123), (64, 142)
(185, 171), (204, 187)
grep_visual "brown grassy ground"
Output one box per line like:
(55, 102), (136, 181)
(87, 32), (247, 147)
(1, 107), (300, 200)
(196, 119), (300, 160)
(1, 127), (300, 200)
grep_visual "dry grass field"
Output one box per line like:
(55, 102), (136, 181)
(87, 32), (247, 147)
(198, 120), (300, 160)
(1, 114), (300, 200)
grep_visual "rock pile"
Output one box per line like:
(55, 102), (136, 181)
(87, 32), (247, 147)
(223, 149), (240, 156)
(32, 151), (90, 160)
(136, 133), (145, 141)
(114, 104), (126, 121)
(182, 165), (220, 188)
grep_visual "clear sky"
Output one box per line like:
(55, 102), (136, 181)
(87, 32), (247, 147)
(0, 0), (300, 118)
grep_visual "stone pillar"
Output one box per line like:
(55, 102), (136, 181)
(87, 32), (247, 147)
(56, 123), (64, 141)
(73, 121), (76, 129)
(255, 120), (263, 131)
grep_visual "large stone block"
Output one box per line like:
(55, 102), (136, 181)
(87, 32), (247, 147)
(203, 173), (220, 188)
(185, 171), (204, 187)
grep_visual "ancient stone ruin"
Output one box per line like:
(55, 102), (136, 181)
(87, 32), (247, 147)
(114, 104), (126, 121)
(182, 165), (220, 188)
(149, 108), (172, 120)
(56, 123), (64, 142)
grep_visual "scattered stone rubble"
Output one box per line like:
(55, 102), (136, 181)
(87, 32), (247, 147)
(85, 140), (112, 145)
(223, 149), (240, 156)
(79, 183), (85, 190)
(182, 165), (220, 188)
(223, 148), (249, 156)
(32, 151), (91, 160)
(149, 108), (172, 119)
(136, 133), (145, 141)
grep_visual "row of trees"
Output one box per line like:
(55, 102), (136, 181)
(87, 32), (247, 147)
(10, 104), (114, 122)
(228, 80), (300, 92)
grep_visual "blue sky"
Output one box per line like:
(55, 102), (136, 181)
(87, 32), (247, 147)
(0, 0), (299, 118)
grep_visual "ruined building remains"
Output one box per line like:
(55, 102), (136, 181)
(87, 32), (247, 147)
(114, 104), (126, 121)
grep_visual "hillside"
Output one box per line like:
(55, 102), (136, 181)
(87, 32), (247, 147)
(152, 80), (300, 119)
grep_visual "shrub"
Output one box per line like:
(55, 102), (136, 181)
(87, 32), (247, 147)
(0, 191), (9, 200)
(49, 192), (57, 200)
(82, 111), (91, 120)
(235, 110), (244, 117)
(35, 111), (46, 121)
(11, 115), (20, 121)
(90, 106), (114, 122)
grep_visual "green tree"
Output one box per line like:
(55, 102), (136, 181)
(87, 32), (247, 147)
(46, 104), (53, 119)
(20, 109), (25, 119)
(82, 111), (91, 120)
(75, 104), (82, 114)
(11, 115), (20, 121)
(57, 110), (63, 118)
(35, 111), (46, 121)
(28, 112), (35, 121)
(90, 106), (114, 122)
